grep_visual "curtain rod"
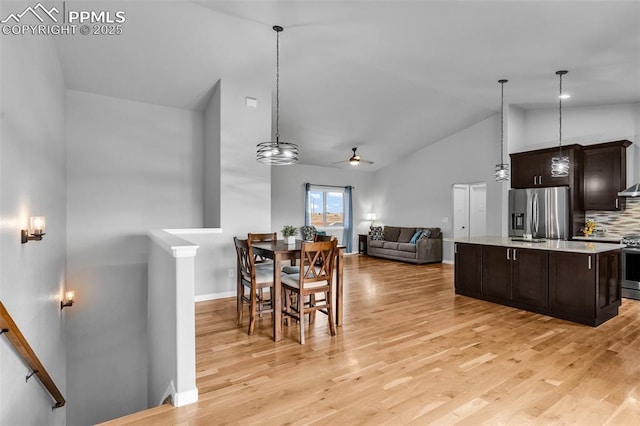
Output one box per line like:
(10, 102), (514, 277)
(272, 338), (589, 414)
(305, 183), (355, 189)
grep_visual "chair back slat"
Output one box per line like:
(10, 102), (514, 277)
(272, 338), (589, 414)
(299, 240), (337, 286)
(233, 237), (255, 281)
(248, 232), (277, 242)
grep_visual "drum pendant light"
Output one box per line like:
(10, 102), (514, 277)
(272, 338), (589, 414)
(494, 79), (509, 181)
(551, 70), (569, 177)
(257, 25), (299, 165)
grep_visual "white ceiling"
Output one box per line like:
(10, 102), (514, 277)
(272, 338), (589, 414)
(54, 1), (640, 170)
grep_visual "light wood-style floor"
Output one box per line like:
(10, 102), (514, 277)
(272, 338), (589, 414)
(104, 255), (640, 425)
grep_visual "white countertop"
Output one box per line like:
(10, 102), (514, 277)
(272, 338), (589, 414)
(445, 236), (623, 254)
(572, 235), (622, 243)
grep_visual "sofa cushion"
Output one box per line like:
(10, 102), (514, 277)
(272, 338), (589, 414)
(398, 243), (417, 253)
(369, 240), (384, 248)
(384, 226), (401, 242)
(397, 227), (416, 243)
(369, 226), (384, 240)
(382, 241), (399, 250)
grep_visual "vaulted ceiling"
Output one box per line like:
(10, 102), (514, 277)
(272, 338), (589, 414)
(54, 1), (640, 170)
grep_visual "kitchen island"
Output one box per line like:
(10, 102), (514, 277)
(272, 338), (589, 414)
(449, 237), (623, 326)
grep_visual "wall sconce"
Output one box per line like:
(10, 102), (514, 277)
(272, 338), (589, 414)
(21, 216), (46, 244)
(60, 291), (75, 310)
(366, 213), (377, 226)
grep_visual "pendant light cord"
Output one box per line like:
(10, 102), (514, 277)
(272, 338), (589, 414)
(558, 72), (563, 156)
(275, 28), (280, 144)
(500, 80), (505, 164)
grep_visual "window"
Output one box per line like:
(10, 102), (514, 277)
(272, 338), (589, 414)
(308, 189), (344, 227)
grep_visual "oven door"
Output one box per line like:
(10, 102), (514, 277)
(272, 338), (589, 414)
(622, 247), (640, 299)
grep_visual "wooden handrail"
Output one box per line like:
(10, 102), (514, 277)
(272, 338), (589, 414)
(0, 301), (65, 409)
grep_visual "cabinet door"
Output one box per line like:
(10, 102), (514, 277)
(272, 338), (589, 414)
(482, 246), (512, 300)
(597, 251), (621, 309)
(512, 248), (548, 308)
(538, 150), (570, 187)
(549, 251), (595, 318)
(454, 243), (482, 295)
(510, 154), (539, 189)
(583, 146), (625, 210)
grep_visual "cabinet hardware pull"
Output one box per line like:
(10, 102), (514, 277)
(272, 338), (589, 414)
(588, 256), (592, 270)
(513, 249), (517, 260)
(616, 198), (619, 209)
(506, 248), (510, 260)
(539, 175), (542, 185)
(534, 176), (537, 185)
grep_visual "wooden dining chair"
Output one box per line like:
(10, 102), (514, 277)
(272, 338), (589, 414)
(281, 239), (338, 344)
(248, 232), (277, 266)
(234, 237), (274, 335)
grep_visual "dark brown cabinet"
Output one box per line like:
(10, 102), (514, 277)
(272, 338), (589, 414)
(454, 243), (482, 296)
(582, 140), (631, 211)
(548, 250), (620, 326)
(512, 248), (549, 309)
(482, 246), (548, 308)
(510, 147), (577, 189)
(482, 246), (512, 300)
(454, 242), (621, 326)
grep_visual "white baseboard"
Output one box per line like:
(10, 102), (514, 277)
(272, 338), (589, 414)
(195, 291), (235, 302)
(443, 259), (454, 265)
(173, 388), (198, 407)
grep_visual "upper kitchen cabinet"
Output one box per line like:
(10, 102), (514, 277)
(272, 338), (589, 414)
(583, 140), (632, 211)
(510, 145), (581, 189)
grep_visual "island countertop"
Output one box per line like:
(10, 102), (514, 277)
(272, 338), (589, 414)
(445, 236), (623, 254)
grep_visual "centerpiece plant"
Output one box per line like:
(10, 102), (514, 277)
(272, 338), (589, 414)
(282, 225), (298, 244)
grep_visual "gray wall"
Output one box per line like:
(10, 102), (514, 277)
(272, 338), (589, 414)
(373, 115), (504, 262)
(65, 90), (204, 425)
(0, 33), (67, 425)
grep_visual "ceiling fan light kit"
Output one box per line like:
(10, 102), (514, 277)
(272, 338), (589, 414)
(256, 25), (299, 166)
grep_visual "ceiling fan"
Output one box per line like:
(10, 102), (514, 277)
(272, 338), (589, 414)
(333, 147), (374, 166)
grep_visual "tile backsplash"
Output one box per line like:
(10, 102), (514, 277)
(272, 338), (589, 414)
(586, 197), (640, 238)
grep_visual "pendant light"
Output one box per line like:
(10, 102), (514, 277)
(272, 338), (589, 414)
(494, 79), (509, 181)
(256, 25), (299, 165)
(551, 70), (569, 177)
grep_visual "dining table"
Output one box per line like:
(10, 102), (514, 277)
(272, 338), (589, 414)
(251, 240), (345, 342)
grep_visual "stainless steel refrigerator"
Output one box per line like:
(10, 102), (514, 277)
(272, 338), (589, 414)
(509, 187), (570, 240)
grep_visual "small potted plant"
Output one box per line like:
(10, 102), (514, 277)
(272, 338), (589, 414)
(582, 220), (596, 237)
(282, 225), (298, 245)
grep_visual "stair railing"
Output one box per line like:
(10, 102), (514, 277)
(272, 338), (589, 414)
(0, 301), (65, 409)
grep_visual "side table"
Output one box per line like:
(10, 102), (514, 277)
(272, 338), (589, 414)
(358, 234), (368, 254)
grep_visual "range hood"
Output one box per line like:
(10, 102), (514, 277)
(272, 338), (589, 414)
(618, 183), (640, 197)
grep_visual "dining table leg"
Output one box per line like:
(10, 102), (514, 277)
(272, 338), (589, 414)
(336, 247), (344, 326)
(273, 252), (282, 342)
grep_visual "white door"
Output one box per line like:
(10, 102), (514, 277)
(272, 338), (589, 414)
(453, 184), (470, 239)
(469, 183), (487, 237)
(453, 182), (487, 238)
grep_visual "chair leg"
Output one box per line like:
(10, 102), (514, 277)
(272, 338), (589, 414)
(283, 288), (290, 327)
(248, 288), (257, 335)
(299, 297), (305, 345)
(236, 281), (244, 326)
(327, 289), (336, 337)
(309, 294), (316, 324)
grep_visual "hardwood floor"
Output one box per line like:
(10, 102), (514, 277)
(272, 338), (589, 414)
(103, 255), (640, 425)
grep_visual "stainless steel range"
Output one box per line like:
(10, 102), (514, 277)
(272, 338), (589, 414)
(622, 235), (640, 300)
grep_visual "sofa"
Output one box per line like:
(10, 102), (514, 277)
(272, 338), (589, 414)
(367, 226), (442, 264)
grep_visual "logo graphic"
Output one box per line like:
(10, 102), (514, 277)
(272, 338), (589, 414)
(1, 3), (59, 24)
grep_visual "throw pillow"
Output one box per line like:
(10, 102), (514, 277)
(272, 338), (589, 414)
(409, 230), (423, 244)
(397, 227), (417, 243)
(369, 226), (383, 240)
(300, 225), (317, 241)
(418, 229), (432, 239)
